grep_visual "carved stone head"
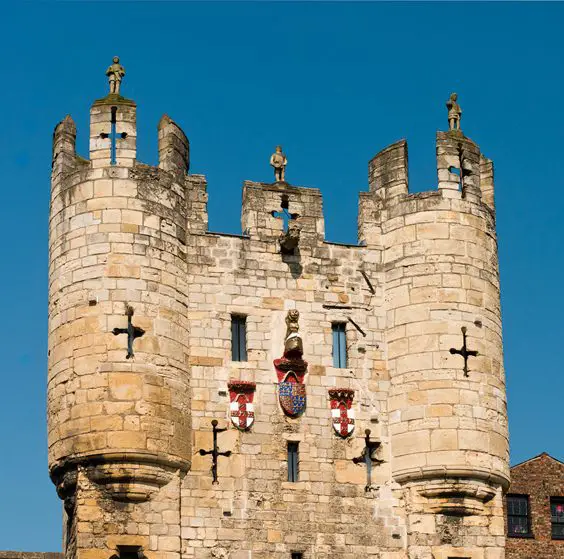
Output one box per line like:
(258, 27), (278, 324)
(279, 222), (301, 254)
(286, 309), (300, 333)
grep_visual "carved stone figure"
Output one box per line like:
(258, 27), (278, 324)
(270, 145), (287, 182)
(284, 309), (303, 358)
(446, 93), (462, 131)
(275, 309), (308, 417)
(106, 56), (126, 95)
(279, 222), (301, 254)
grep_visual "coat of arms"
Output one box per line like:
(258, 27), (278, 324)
(274, 310), (308, 418)
(227, 380), (256, 430)
(328, 388), (355, 437)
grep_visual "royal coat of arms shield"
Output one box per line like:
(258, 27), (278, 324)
(329, 388), (355, 437)
(227, 380), (256, 430)
(274, 310), (308, 418)
(277, 372), (307, 417)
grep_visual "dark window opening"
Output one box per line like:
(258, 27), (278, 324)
(448, 165), (462, 191)
(231, 315), (247, 361)
(117, 546), (144, 559)
(291, 554), (303, 559)
(332, 323), (347, 368)
(507, 495), (532, 537)
(551, 497), (564, 539)
(110, 106), (118, 165)
(287, 441), (299, 482)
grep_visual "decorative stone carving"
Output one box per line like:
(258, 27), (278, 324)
(279, 222), (301, 255)
(274, 310), (308, 417)
(228, 380), (256, 430)
(446, 92), (462, 131)
(328, 388), (355, 437)
(270, 145), (287, 182)
(284, 309), (302, 358)
(106, 56), (126, 95)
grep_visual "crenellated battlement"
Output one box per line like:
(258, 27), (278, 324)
(52, 93), (496, 254)
(368, 132), (495, 210)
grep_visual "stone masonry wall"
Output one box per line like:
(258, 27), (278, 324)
(181, 181), (404, 559)
(48, 93), (510, 559)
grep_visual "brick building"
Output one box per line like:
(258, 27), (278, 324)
(42, 60), (512, 559)
(505, 453), (564, 558)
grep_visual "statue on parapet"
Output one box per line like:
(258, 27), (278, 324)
(270, 145), (287, 183)
(446, 93), (462, 131)
(106, 56), (126, 95)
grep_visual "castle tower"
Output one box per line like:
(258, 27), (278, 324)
(48, 65), (509, 559)
(359, 126), (509, 554)
(48, 70), (192, 559)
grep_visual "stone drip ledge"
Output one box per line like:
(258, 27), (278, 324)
(394, 464), (510, 489)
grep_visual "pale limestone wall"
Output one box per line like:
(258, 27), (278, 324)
(363, 134), (508, 558)
(48, 99), (192, 531)
(181, 182), (403, 558)
(48, 94), (509, 559)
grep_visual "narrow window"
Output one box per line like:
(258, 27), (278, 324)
(551, 498), (564, 539)
(507, 495), (532, 537)
(110, 106), (117, 165)
(287, 441), (299, 482)
(332, 323), (347, 368)
(231, 315), (247, 361)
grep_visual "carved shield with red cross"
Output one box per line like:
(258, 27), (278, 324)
(329, 388), (355, 437)
(228, 380), (256, 430)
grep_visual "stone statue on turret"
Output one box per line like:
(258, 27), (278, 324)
(446, 92), (462, 131)
(106, 56), (125, 95)
(270, 145), (287, 182)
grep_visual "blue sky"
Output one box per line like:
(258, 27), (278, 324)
(2, 1), (563, 551)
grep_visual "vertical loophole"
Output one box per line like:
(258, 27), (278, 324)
(110, 106), (117, 165)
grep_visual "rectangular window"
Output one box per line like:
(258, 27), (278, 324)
(507, 495), (532, 537)
(231, 315), (247, 361)
(291, 554), (303, 559)
(332, 323), (347, 368)
(287, 441), (299, 482)
(551, 497), (564, 539)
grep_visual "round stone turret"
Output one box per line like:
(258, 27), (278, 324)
(48, 93), (192, 505)
(369, 131), (509, 515)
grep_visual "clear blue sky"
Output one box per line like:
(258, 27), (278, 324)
(2, 1), (563, 551)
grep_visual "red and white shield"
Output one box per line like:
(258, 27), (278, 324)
(329, 388), (355, 437)
(228, 380), (256, 430)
